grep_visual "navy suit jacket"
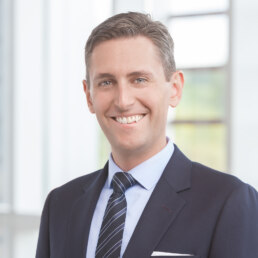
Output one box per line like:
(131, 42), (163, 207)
(36, 146), (258, 258)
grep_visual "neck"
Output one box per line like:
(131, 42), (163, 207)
(111, 139), (167, 171)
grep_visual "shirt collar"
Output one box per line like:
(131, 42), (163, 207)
(108, 138), (174, 190)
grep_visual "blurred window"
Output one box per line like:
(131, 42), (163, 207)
(167, 1), (230, 171)
(0, 0), (11, 211)
(167, 0), (229, 15)
(0, 0), (4, 205)
(169, 15), (229, 68)
(0, 1), (12, 256)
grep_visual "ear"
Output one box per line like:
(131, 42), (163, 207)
(83, 80), (95, 113)
(169, 71), (184, 108)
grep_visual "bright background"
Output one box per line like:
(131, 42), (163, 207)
(0, 0), (258, 257)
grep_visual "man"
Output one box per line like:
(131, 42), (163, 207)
(36, 12), (258, 258)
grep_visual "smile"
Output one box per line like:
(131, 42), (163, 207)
(114, 115), (144, 124)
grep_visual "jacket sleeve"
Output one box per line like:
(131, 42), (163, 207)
(208, 183), (258, 258)
(36, 191), (53, 258)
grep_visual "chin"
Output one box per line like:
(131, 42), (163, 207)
(114, 139), (147, 153)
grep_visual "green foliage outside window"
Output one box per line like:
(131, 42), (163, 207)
(169, 68), (228, 172)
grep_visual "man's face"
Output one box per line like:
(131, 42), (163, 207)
(84, 36), (183, 163)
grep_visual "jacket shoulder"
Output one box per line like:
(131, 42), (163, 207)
(50, 169), (103, 201)
(190, 161), (253, 196)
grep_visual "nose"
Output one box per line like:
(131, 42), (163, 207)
(114, 82), (135, 111)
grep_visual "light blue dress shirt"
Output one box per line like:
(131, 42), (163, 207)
(86, 139), (174, 258)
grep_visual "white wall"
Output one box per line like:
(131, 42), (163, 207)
(231, 0), (258, 189)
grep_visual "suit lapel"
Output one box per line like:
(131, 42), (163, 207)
(123, 146), (192, 258)
(65, 163), (108, 258)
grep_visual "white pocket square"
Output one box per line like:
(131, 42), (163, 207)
(151, 251), (194, 256)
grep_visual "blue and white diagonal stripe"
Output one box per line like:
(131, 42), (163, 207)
(95, 172), (136, 258)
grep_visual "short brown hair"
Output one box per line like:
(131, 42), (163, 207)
(85, 12), (176, 86)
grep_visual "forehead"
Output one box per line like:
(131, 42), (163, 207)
(89, 36), (163, 78)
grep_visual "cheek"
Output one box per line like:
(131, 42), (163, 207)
(146, 88), (171, 109)
(91, 92), (109, 111)
(152, 94), (170, 121)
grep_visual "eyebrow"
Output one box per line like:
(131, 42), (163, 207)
(93, 73), (115, 81)
(93, 70), (154, 82)
(127, 70), (154, 79)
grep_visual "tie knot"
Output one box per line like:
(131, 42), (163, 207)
(111, 172), (136, 194)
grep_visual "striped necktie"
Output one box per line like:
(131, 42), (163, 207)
(95, 172), (136, 258)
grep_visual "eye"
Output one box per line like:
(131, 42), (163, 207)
(99, 80), (112, 87)
(135, 78), (147, 84)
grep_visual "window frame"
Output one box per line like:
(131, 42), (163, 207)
(166, 3), (231, 171)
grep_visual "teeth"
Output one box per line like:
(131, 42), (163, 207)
(122, 117), (127, 124)
(135, 115), (141, 122)
(115, 115), (144, 124)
